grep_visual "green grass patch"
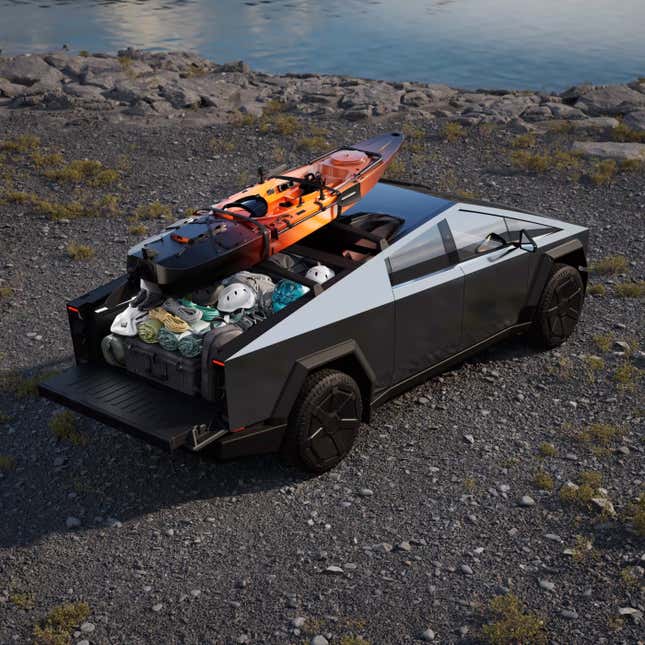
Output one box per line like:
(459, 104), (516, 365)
(613, 362), (641, 390)
(589, 159), (617, 185)
(511, 150), (550, 173)
(10, 592), (35, 609)
(0, 135), (41, 153)
(482, 594), (546, 645)
(128, 222), (148, 236)
(533, 469), (554, 491)
(511, 133), (536, 148)
(0, 454), (16, 471)
(0, 370), (57, 397)
(31, 151), (65, 169)
(615, 281), (645, 298)
(33, 601), (91, 645)
(44, 159), (119, 187)
(612, 123), (645, 143)
(440, 121), (465, 142)
(538, 442), (557, 458)
(132, 201), (173, 221)
(0, 286), (14, 299)
(296, 135), (328, 153)
(49, 410), (87, 446)
(66, 243), (94, 261)
(587, 283), (606, 296)
(590, 254), (628, 275)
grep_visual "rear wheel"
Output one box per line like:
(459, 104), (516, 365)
(281, 369), (363, 474)
(530, 263), (585, 348)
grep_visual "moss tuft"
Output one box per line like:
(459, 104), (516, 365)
(615, 281), (644, 298)
(33, 601), (91, 645)
(482, 594), (546, 645)
(511, 150), (550, 173)
(440, 121), (465, 142)
(533, 469), (554, 491)
(66, 243), (94, 261)
(49, 411), (87, 446)
(538, 442), (557, 457)
(0, 135), (41, 153)
(132, 201), (173, 221)
(587, 283), (606, 296)
(590, 159), (617, 185)
(590, 254), (628, 275)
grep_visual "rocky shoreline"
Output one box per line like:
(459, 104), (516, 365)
(1, 48), (644, 134)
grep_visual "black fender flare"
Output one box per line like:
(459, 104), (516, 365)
(272, 339), (376, 422)
(545, 238), (585, 262)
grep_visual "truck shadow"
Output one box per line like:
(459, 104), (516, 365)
(1, 335), (542, 549)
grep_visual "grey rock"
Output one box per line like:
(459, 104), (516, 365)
(521, 105), (552, 122)
(324, 565), (344, 575)
(396, 541), (413, 552)
(65, 516), (81, 528)
(463, 434), (474, 444)
(575, 84), (645, 115)
(292, 617), (306, 628)
(420, 628), (436, 641)
(460, 564), (474, 575)
(372, 542), (394, 553)
(63, 83), (105, 99)
(311, 636), (329, 645)
(545, 102), (586, 120)
(0, 78), (25, 98)
(560, 609), (579, 619)
(80, 622), (95, 633)
(0, 54), (63, 86)
(359, 488), (374, 497)
(518, 495), (535, 507)
(560, 83), (594, 101)
(572, 141), (645, 162)
(538, 579), (555, 591)
(623, 109), (645, 132)
(152, 603), (163, 612)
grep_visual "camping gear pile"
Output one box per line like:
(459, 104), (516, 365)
(102, 262), (334, 368)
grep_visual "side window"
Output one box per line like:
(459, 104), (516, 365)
(446, 211), (507, 262)
(388, 221), (451, 285)
(504, 217), (558, 242)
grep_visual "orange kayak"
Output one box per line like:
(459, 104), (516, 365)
(127, 132), (404, 288)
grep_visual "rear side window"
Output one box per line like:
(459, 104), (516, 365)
(504, 216), (558, 241)
(388, 222), (451, 285)
(447, 211), (507, 262)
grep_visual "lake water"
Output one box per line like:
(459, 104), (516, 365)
(1, 0), (644, 91)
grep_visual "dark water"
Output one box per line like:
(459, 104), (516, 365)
(1, 0), (644, 90)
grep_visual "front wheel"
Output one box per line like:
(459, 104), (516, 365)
(281, 369), (363, 474)
(530, 263), (585, 349)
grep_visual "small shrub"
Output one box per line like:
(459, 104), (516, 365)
(593, 333), (614, 352)
(232, 112), (256, 127)
(0, 370), (57, 397)
(273, 114), (300, 136)
(550, 355), (573, 379)
(132, 201), (173, 221)
(590, 159), (617, 185)
(612, 123), (645, 143)
(402, 123), (425, 141)
(128, 222), (147, 236)
(613, 362), (641, 390)
(31, 151), (64, 169)
(66, 243), (94, 261)
(620, 566), (640, 587)
(262, 99), (288, 115)
(590, 254), (628, 275)
(579, 470), (602, 490)
(551, 150), (582, 177)
(10, 592), (35, 609)
(49, 411), (87, 446)
(33, 601), (91, 645)
(584, 355), (605, 381)
(538, 442), (556, 457)
(384, 157), (406, 180)
(0, 454), (16, 471)
(440, 122), (465, 142)
(463, 477), (477, 493)
(0, 286), (14, 299)
(482, 594), (546, 645)
(577, 422), (623, 446)
(570, 535), (596, 562)
(511, 133), (536, 148)
(587, 283), (605, 296)
(615, 281), (645, 298)
(45, 159), (119, 187)
(94, 194), (120, 217)
(297, 136), (328, 153)
(511, 150), (550, 173)
(0, 135), (40, 153)
(619, 158), (644, 172)
(533, 469), (554, 491)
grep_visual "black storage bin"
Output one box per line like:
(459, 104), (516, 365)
(124, 338), (201, 396)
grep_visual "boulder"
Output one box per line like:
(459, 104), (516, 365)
(628, 78), (645, 95)
(0, 54), (63, 86)
(0, 78), (24, 98)
(623, 109), (645, 132)
(560, 83), (593, 102)
(545, 102), (586, 120)
(574, 84), (645, 115)
(43, 53), (87, 78)
(63, 83), (105, 99)
(571, 141), (645, 161)
(159, 82), (202, 108)
(521, 105), (553, 122)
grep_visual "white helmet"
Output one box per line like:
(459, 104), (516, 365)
(110, 305), (148, 336)
(217, 282), (256, 313)
(306, 264), (335, 284)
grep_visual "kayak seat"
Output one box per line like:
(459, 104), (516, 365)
(225, 195), (268, 218)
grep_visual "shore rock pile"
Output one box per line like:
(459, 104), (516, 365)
(1, 49), (644, 131)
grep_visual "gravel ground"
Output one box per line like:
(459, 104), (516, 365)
(0, 108), (643, 644)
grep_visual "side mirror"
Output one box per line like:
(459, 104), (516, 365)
(515, 229), (537, 253)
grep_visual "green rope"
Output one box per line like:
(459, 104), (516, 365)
(178, 334), (203, 358)
(179, 298), (220, 322)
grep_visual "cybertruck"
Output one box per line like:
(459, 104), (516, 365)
(40, 181), (589, 473)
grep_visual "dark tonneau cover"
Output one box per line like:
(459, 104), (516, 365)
(39, 365), (223, 450)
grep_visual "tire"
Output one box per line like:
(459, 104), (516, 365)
(530, 263), (585, 349)
(281, 369), (363, 474)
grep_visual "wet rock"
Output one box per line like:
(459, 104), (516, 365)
(571, 141), (645, 161)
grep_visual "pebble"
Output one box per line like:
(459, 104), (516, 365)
(460, 564), (473, 575)
(420, 627), (436, 641)
(518, 495), (535, 507)
(324, 566), (344, 575)
(463, 434), (475, 444)
(560, 609), (578, 619)
(311, 636), (329, 645)
(78, 641), (89, 645)
(80, 623), (95, 633)
(538, 579), (555, 592)
(65, 516), (81, 528)
(359, 488), (374, 497)
(396, 541), (413, 552)
(152, 603), (163, 612)
(292, 617), (306, 628)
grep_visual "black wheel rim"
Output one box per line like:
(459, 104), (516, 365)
(305, 385), (360, 466)
(545, 275), (583, 339)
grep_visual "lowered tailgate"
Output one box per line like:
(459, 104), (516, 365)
(39, 364), (225, 450)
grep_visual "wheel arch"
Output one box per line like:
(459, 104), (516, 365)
(272, 340), (376, 423)
(546, 239), (588, 288)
